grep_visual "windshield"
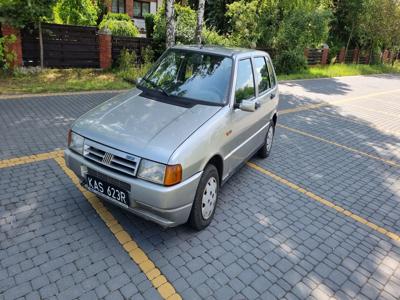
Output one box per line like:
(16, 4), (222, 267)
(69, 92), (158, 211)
(140, 49), (233, 105)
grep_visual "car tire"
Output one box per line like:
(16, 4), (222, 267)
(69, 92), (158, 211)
(257, 120), (275, 159)
(189, 164), (219, 230)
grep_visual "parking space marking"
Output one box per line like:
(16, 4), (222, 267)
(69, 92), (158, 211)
(0, 151), (181, 300)
(279, 88), (400, 115)
(278, 124), (400, 168)
(54, 157), (182, 300)
(247, 161), (400, 241)
(0, 150), (64, 169)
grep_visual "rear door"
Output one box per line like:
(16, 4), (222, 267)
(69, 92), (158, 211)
(253, 56), (276, 127)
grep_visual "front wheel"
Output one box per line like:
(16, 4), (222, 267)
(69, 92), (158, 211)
(258, 121), (275, 158)
(189, 164), (219, 230)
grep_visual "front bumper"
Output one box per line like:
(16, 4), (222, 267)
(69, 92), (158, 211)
(64, 149), (202, 227)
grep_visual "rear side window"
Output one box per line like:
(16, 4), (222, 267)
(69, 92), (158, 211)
(235, 59), (255, 103)
(267, 59), (276, 87)
(254, 57), (271, 94)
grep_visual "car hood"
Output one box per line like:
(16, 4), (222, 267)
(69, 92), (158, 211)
(73, 89), (222, 163)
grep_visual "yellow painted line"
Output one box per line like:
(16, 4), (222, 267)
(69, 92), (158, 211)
(279, 88), (400, 115)
(247, 162), (400, 241)
(0, 150), (64, 169)
(54, 156), (181, 300)
(278, 124), (400, 168)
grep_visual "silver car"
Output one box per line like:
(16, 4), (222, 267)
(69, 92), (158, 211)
(64, 45), (279, 230)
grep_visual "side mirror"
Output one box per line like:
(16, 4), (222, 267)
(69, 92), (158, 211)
(237, 100), (259, 112)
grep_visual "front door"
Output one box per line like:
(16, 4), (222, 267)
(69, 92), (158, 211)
(224, 58), (265, 178)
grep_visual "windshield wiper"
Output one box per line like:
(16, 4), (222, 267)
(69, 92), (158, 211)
(140, 77), (170, 97)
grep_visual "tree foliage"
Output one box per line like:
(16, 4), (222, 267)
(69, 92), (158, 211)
(226, 0), (332, 50)
(0, 0), (57, 26)
(53, 0), (99, 26)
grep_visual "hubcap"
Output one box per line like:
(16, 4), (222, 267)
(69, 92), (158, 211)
(201, 177), (218, 220)
(266, 126), (274, 152)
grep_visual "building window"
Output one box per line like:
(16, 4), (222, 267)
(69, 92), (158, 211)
(112, 0), (125, 13)
(134, 1), (150, 18)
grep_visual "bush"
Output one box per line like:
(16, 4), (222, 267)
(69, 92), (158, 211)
(144, 13), (155, 38)
(141, 45), (154, 64)
(0, 34), (17, 72)
(116, 65), (150, 83)
(274, 50), (307, 74)
(117, 49), (137, 70)
(99, 13), (139, 37)
(102, 12), (131, 22)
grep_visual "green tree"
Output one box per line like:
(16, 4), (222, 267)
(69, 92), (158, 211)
(53, 0), (99, 26)
(0, 0), (58, 68)
(226, 0), (331, 49)
(154, 3), (197, 46)
(357, 0), (400, 63)
(204, 0), (235, 34)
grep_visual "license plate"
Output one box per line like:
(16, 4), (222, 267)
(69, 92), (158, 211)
(86, 175), (129, 207)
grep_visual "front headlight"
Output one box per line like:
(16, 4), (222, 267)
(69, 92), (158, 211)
(138, 159), (182, 186)
(137, 159), (166, 184)
(67, 130), (85, 155)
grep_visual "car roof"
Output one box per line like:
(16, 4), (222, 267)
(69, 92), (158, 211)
(171, 45), (269, 58)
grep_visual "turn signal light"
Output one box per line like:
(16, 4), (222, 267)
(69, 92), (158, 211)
(164, 164), (182, 186)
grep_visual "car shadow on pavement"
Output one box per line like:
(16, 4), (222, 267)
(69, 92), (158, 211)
(103, 98), (400, 299)
(281, 77), (352, 96)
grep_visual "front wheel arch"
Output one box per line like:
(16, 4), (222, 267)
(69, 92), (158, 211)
(204, 154), (224, 186)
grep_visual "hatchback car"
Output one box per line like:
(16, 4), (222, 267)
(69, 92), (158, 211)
(64, 45), (279, 230)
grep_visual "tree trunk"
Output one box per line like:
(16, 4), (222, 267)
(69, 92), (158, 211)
(39, 21), (44, 69)
(195, 0), (206, 45)
(165, 0), (175, 48)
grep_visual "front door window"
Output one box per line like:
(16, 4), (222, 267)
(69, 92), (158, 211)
(234, 59), (255, 104)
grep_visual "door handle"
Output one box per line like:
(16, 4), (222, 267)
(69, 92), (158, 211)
(270, 93), (276, 99)
(255, 101), (261, 110)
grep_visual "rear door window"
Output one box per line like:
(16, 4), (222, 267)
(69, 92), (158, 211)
(254, 57), (271, 94)
(266, 59), (276, 88)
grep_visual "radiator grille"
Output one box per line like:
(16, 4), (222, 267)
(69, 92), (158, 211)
(83, 142), (140, 177)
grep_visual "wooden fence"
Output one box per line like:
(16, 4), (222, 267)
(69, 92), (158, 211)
(22, 23), (99, 68)
(20, 23), (153, 68)
(112, 36), (153, 65)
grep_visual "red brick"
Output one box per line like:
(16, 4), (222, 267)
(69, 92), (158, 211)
(1, 24), (23, 68)
(321, 48), (329, 65)
(99, 31), (112, 69)
(126, 0), (134, 18)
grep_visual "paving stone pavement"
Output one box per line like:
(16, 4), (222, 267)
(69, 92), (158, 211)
(0, 92), (120, 160)
(1, 75), (400, 300)
(0, 160), (160, 300)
